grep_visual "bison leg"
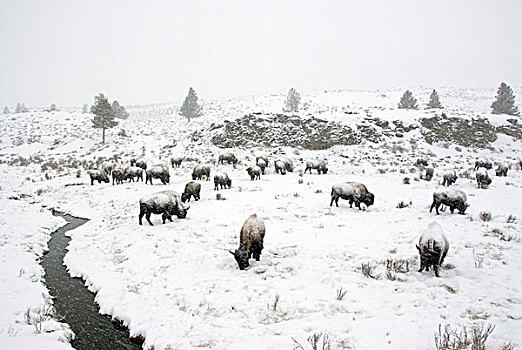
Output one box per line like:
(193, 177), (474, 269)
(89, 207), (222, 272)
(162, 212), (173, 224)
(450, 206), (455, 214)
(330, 196), (336, 207)
(434, 265), (440, 277)
(139, 209), (145, 225)
(90, 177), (94, 185)
(145, 212), (154, 226)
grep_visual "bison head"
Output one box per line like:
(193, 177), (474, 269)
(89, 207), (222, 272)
(181, 192), (189, 203)
(175, 205), (189, 219)
(230, 249), (249, 270)
(457, 202), (469, 215)
(363, 193), (375, 207)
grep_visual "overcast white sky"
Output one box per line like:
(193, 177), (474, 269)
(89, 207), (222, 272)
(0, 0), (521, 107)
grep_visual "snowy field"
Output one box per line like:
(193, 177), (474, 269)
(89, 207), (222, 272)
(1, 88), (522, 349)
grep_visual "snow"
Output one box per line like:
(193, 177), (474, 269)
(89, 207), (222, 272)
(1, 88), (522, 349)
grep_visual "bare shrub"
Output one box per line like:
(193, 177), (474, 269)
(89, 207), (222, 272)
(473, 249), (484, 268)
(479, 211), (492, 222)
(293, 331), (331, 350)
(384, 258), (410, 273)
(434, 323), (495, 350)
(336, 287), (347, 301)
(501, 342), (515, 350)
(506, 215), (517, 223)
(488, 228), (516, 242)
(298, 179), (304, 184)
(216, 193), (226, 201)
(268, 293), (280, 311)
(396, 201), (411, 208)
(361, 262), (380, 279)
(403, 177), (410, 184)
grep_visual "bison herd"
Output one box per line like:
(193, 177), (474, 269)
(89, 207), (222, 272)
(86, 153), (517, 272)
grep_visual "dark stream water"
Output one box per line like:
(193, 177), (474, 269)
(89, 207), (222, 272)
(41, 213), (144, 350)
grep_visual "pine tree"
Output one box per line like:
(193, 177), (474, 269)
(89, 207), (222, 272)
(426, 89), (443, 109)
(398, 90), (419, 110)
(180, 87), (203, 122)
(49, 103), (57, 111)
(20, 104), (28, 113)
(91, 93), (118, 143)
(491, 82), (520, 116)
(283, 88), (301, 113)
(112, 100), (129, 119)
(3, 106), (10, 114)
(15, 103), (22, 113)
(82, 103), (89, 113)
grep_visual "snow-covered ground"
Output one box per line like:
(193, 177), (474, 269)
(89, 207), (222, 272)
(1, 88), (522, 349)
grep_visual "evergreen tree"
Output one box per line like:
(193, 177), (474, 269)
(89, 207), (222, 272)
(49, 103), (57, 111)
(82, 103), (89, 113)
(112, 100), (129, 119)
(3, 106), (10, 114)
(491, 82), (520, 116)
(180, 87), (203, 122)
(426, 89), (443, 109)
(20, 104), (29, 113)
(398, 90), (419, 110)
(283, 88), (301, 113)
(15, 103), (22, 113)
(91, 93), (118, 143)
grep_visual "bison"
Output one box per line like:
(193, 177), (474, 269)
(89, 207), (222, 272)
(330, 182), (375, 209)
(277, 157), (294, 172)
(474, 158), (492, 170)
(87, 169), (110, 185)
(230, 214), (265, 270)
(429, 189), (469, 215)
(274, 160), (287, 175)
(476, 168), (492, 189)
(112, 167), (126, 185)
(246, 166), (262, 180)
(181, 181), (201, 203)
(101, 161), (114, 175)
(170, 156), (183, 168)
(416, 221), (450, 277)
(130, 158), (147, 170)
(495, 162), (508, 177)
(124, 166), (144, 182)
(138, 190), (189, 225)
(145, 164), (170, 185)
(441, 170), (457, 187)
(256, 158), (267, 175)
(192, 164), (211, 181)
(218, 152), (238, 165)
(305, 159), (328, 174)
(415, 159), (429, 167)
(256, 154), (268, 166)
(214, 172), (232, 190)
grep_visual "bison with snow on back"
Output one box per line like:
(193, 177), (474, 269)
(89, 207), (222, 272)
(274, 160), (287, 175)
(305, 159), (328, 174)
(495, 162), (508, 177)
(124, 166), (144, 182)
(230, 214), (265, 270)
(256, 158), (267, 175)
(476, 168), (492, 189)
(417, 221), (450, 277)
(256, 154), (268, 166)
(214, 172), (231, 190)
(474, 158), (492, 171)
(130, 158), (147, 170)
(330, 182), (375, 210)
(441, 170), (458, 187)
(192, 164), (211, 181)
(101, 161), (114, 175)
(218, 152), (238, 165)
(181, 181), (201, 203)
(170, 156), (183, 168)
(112, 167), (126, 185)
(277, 157), (294, 172)
(87, 169), (109, 185)
(146, 164), (170, 185)
(430, 189), (469, 215)
(139, 190), (189, 225)
(246, 166), (262, 180)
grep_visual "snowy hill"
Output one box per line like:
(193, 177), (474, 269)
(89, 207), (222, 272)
(1, 87), (522, 350)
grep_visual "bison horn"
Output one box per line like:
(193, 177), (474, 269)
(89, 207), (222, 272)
(415, 244), (420, 251)
(185, 205), (190, 210)
(229, 250), (235, 255)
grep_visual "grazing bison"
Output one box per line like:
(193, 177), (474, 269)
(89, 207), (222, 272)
(495, 162), (508, 177)
(422, 167), (434, 181)
(476, 168), (492, 189)
(170, 156), (183, 168)
(430, 189), (469, 215)
(214, 172), (232, 190)
(274, 160), (287, 175)
(181, 181), (201, 203)
(124, 166), (144, 182)
(230, 214), (265, 270)
(101, 161), (114, 175)
(145, 164), (170, 185)
(138, 190), (189, 225)
(112, 167), (126, 185)
(305, 159), (328, 174)
(246, 166), (262, 180)
(218, 152), (238, 165)
(192, 164), (211, 181)
(256, 154), (268, 166)
(130, 158), (147, 170)
(277, 157), (294, 172)
(416, 221), (450, 277)
(87, 170), (110, 185)
(474, 158), (492, 170)
(256, 158), (267, 175)
(330, 182), (375, 209)
(441, 170), (457, 187)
